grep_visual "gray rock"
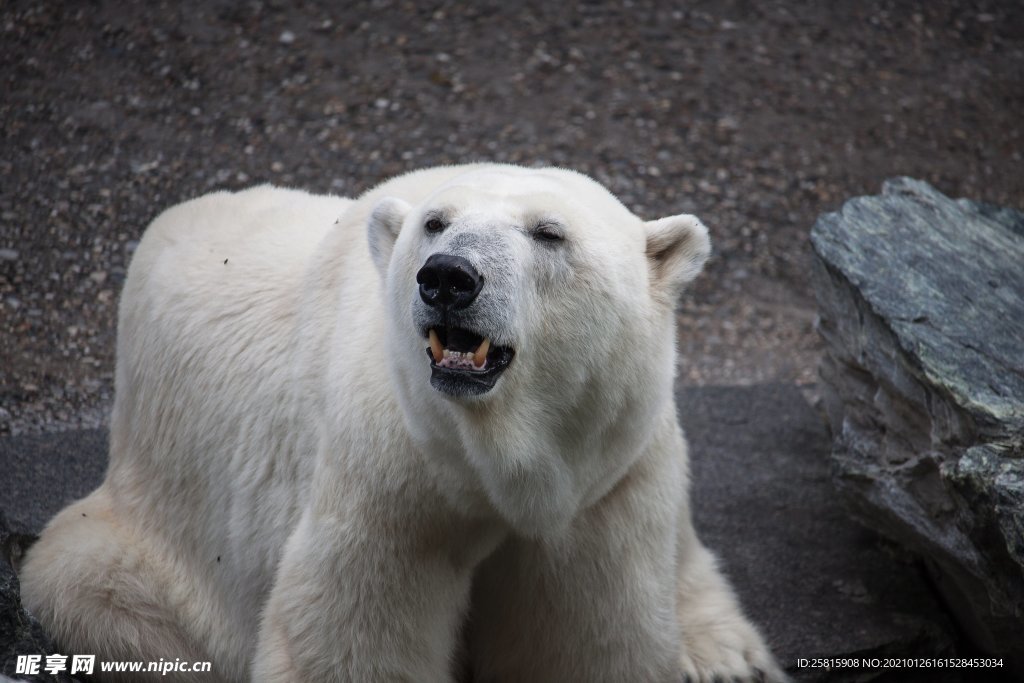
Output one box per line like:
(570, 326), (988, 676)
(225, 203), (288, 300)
(811, 178), (1024, 674)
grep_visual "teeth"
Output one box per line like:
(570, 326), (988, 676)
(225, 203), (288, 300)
(428, 330), (492, 370)
(428, 329), (443, 363)
(473, 337), (490, 368)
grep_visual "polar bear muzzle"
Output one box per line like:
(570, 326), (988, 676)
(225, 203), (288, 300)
(414, 253), (515, 396)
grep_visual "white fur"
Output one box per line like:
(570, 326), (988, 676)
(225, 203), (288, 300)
(21, 165), (785, 682)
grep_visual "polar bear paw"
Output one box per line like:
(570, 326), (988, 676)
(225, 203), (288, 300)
(678, 618), (789, 683)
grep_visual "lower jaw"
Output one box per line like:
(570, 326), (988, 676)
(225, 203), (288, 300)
(429, 365), (505, 397)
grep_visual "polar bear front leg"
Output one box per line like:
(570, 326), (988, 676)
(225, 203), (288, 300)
(252, 507), (493, 682)
(674, 524), (788, 683)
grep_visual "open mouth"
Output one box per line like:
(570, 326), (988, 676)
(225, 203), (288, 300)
(423, 326), (515, 396)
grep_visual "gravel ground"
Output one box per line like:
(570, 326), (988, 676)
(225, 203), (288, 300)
(2, 0), (1022, 435)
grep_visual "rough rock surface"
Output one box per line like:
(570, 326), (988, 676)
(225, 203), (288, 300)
(1, 385), (971, 681)
(811, 178), (1024, 673)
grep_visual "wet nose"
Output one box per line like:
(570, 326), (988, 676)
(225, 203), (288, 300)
(416, 254), (484, 310)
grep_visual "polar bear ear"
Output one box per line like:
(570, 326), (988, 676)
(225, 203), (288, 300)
(644, 214), (711, 300)
(367, 197), (412, 276)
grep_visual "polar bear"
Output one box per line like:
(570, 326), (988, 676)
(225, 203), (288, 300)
(21, 164), (784, 682)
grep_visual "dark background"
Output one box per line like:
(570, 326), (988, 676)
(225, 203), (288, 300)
(2, 0), (1022, 436)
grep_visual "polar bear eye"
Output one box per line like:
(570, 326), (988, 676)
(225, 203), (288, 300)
(532, 225), (564, 243)
(424, 218), (446, 234)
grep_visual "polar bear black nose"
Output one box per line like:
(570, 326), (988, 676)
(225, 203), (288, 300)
(416, 254), (483, 310)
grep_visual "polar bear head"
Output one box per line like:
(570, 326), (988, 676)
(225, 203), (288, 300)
(367, 165), (709, 535)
